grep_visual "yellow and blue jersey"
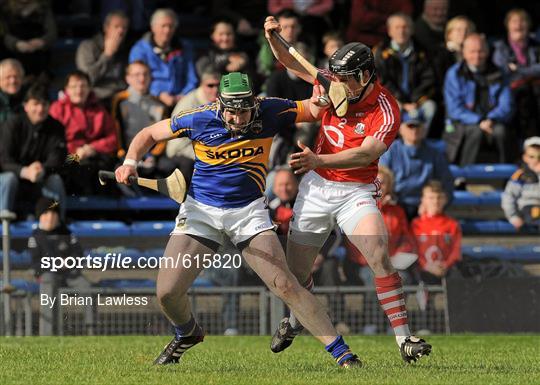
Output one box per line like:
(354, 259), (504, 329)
(170, 97), (304, 208)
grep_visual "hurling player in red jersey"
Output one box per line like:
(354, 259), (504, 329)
(264, 16), (432, 363)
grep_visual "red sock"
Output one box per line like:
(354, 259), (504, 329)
(374, 272), (410, 339)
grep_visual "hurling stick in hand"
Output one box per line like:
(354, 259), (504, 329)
(271, 30), (348, 117)
(98, 169), (187, 203)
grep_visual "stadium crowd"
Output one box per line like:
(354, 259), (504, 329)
(1, 0), (540, 335)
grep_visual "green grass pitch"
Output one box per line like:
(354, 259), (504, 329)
(1, 335), (539, 385)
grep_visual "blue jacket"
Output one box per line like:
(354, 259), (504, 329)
(129, 33), (198, 97)
(444, 61), (513, 125)
(380, 139), (454, 207)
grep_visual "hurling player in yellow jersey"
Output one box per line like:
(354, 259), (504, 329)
(115, 72), (361, 367)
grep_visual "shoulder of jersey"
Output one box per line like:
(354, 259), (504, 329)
(173, 102), (219, 121)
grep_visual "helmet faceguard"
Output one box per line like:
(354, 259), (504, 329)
(218, 72), (259, 133)
(329, 42), (376, 103)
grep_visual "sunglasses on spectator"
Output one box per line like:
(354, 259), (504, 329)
(204, 83), (220, 88)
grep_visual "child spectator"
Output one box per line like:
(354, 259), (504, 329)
(412, 180), (462, 284)
(317, 32), (343, 68)
(501, 136), (540, 230)
(29, 197), (92, 335)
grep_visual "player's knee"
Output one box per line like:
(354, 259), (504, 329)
(271, 273), (299, 300)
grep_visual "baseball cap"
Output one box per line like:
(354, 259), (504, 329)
(523, 136), (540, 150)
(402, 116), (423, 127)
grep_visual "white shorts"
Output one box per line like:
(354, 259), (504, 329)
(289, 171), (380, 247)
(171, 195), (275, 246)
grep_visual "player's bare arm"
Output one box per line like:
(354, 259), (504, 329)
(116, 119), (177, 184)
(263, 16), (314, 84)
(289, 136), (387, 174)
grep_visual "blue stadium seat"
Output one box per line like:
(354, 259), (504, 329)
(130, 221), (175, 236)
(120, 196), (178, 210)
(453, 191), (480, 206)
(462, 245), (540, 262)
(463, 164), (518, 179)
(513, 245), (540, 262)
(7, 279), (39, 294)
(67, 196), (119, 210)
(450, 164), (466, 179)
(459, 219), (538, 234)
(69, 221), (131, 237)
(462, 245), (508, 259)
(0, 250), (30, 268)
(452, 190), (502, 206)
(9, 221), (37, 238)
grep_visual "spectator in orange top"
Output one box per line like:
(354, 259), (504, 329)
(49, 71), (117, 194)
(411, 180), (462, 284)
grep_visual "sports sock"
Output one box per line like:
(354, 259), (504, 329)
(173, 314), (200, 340)
(289, 276), (314, 330)
(375, 272), (411, 346)
(325, 335), (354, 365)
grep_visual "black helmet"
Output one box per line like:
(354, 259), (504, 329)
(329, 42), (376, 84)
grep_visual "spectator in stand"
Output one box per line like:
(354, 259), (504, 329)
(166, 68), (222, 174)
(0, 85), (66, 218)
(502, 137), (540, 230)
(111, 61), (166, 178)
(1, 0), (57, 78)
(0, 58), (25, 124)
(257, 9), (302, 77)
(129, 8), (198, 109)
(29, 197), (92, 335)
(380, 115), (454, 220)
(317, 31), (344, 68)
(268, 0), (333, 55)
(268, 167), (299, 236)
(493, 9), (540, 141)
(443, 33), (513, 166)
(412, 180), (462, 284)
(374, 13), (437, 132)
(49, 71), (117, 194)
(433, 16), (476, 90)
(346, 166), (417, 334)
(414, 0), (448, 56)
(265, 42), (319, 167)
(346, 0), (413, 48)
(196, 19), (254, 82)
(76, 10), (130, 103)
(171, 68), (220, 116)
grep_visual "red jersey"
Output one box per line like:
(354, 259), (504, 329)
(314, 81), (400, 183)
(411, 214), (462, 270)
(347, 202), (416, 266)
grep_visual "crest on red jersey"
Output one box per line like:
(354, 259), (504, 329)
(354, 122), (365, 135)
